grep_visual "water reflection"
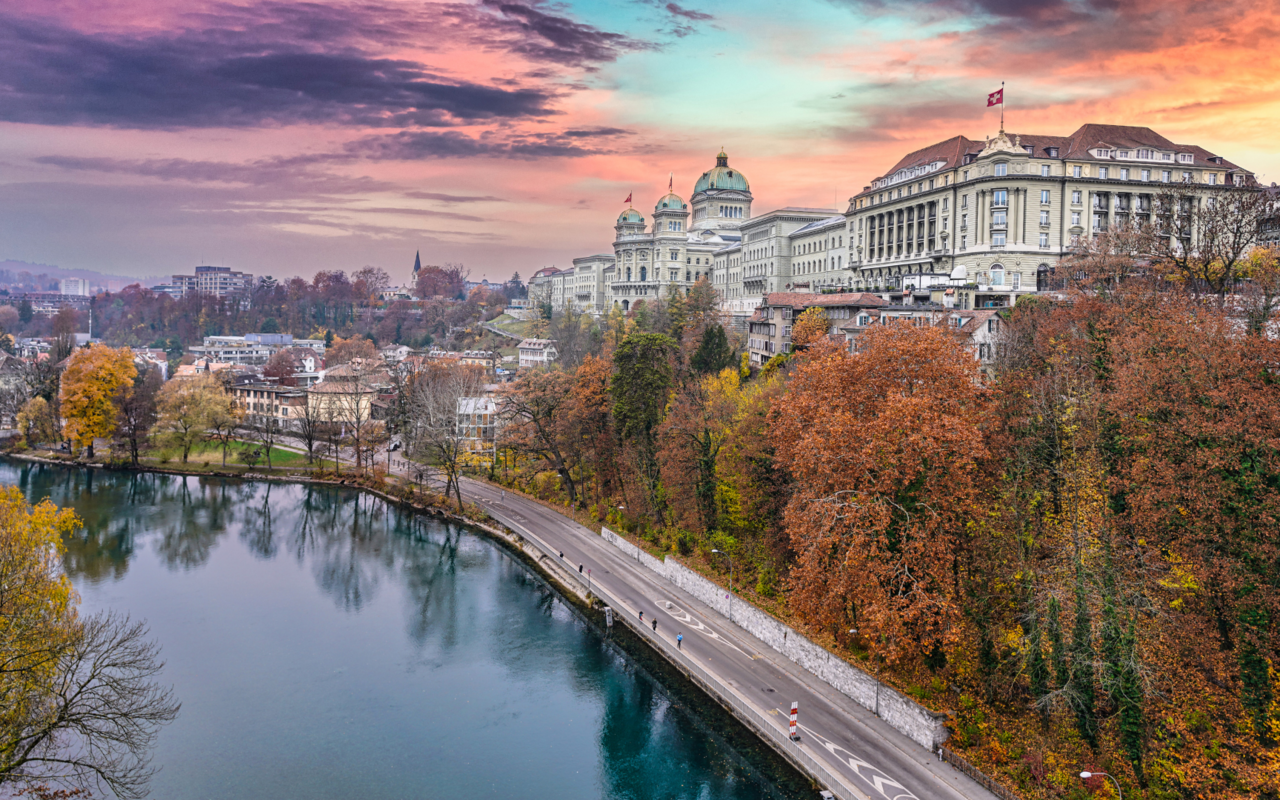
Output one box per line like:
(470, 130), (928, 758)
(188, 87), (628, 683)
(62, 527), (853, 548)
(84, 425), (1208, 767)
(1, 461), (803, 800)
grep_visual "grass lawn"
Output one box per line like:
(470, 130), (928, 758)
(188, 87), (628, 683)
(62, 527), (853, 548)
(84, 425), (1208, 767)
(150, 439), (312, 469)
(489, 314), (534, 338)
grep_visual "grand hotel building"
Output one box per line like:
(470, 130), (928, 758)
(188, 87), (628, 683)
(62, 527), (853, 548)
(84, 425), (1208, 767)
(531, 125), (1253, 321)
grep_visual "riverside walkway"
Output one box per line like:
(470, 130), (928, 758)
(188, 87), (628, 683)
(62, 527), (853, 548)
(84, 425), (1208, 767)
(450, 475), (1000, 800)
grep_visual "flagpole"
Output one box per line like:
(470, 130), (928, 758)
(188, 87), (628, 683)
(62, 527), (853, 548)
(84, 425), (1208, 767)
(1001, 81), (1005, 132)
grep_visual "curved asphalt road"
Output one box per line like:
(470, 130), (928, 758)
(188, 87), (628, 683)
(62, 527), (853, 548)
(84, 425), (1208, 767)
(455, 476), (999, 800)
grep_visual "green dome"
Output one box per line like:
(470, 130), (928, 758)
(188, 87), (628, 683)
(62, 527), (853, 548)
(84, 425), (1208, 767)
(693, 151), (750, 193)
(655, 192), (686, 212)
(617, 208), (645, 224)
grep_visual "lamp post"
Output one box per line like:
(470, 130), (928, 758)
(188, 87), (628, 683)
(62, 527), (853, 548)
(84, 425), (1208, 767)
(711, 549), (734, 623)
(1079, 772), (1122, 800)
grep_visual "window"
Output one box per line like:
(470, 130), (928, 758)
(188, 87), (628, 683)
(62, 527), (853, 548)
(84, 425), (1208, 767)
(1041, 165), (1051, 177)
(1137, 149), (1153, 160)
(992, 211), (1007, 226)
(1162, 170), (1171, 182)
(1072, 190), (1082, 204)
(990, 265), (1004, 285)
(929, 179), (935, 190)
(1117, 150), (1130, 159)
(1178, 153), (1194, 164)
(1141, 169), (1150, 181)
(961, 235), (967, 249)
(1208, 173), (1217, 185)
(995, 162), (1008, 177)
(992, 189), (1008, 206)
(1099, 167), (1109, 179)
(961, 195), (969, 209)
(992, 232), (1006, 246)
(1162, 153), (1172, 162)
(1071, 211), (1081, 226)
(1048, 147), (1059, 157)
(1073, 166), (1082, 178)
(1041, 189), (1051, 204)
(1039, 232), (1049, 248)
(1039, 210), (1050, 226)
(1182, 171), (1193, 182)
(942, 198), (949, 211)
(963, 170), (970, 181)
(1120, 168), (1129, 180)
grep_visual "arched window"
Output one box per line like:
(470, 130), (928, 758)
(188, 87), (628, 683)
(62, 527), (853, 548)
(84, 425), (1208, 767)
(626, 267), (632, 281)
(990, 264), (1004, 286)
(640, 266), (647, 281)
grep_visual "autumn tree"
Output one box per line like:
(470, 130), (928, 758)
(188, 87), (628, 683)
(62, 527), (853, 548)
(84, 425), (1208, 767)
(326, 335), (378, 366)
(771, 325), (989, 661)
(657, 368), (740, 539)
(1238, 245), (1280, 336)
(262, 350), (297, 386)
(59, 345), (137, 458)
(499, 369), (584, 504)
(406, 365), (487, 511)
(1154, 183), (1265, 303)
(204, 394), (244, 467)
(155, 374), (226, 462)
(16, 397), (57, 447)
(789, 307), (831, 349)
(116, 365), (163, 466)
(0, 488), (179, 798)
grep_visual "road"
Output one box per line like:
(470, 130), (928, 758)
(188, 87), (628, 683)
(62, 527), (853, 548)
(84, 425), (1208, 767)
(448, 475), (999, 800)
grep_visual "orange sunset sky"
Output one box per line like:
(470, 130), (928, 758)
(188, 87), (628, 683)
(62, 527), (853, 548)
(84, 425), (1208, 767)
(3, 0), (1278, 284)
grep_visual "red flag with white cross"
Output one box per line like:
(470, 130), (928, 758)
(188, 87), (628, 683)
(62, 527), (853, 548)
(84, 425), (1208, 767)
(987, 88), (1003, 107)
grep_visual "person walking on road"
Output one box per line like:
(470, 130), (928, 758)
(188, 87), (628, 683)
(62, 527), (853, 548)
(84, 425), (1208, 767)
(639, 611), (644, 623)
(677, 633), (683, 649)
(652, 618), (657, 632)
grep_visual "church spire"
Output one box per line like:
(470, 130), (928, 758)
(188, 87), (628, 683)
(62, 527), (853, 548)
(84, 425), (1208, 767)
(413, 250), (422, 277)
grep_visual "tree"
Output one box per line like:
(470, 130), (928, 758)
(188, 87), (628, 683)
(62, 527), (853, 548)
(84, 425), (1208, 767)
(790, 307), (831, 349)
(770, 326), (989, 661)
(406, 365), (487, 511)
(414, 263), (468, 299)
(50, 307), (77, 364)
(246, 415), (288, 471)
(262, 350), (297, 386)
(499, 370), (583, 505)
(155, 374), (225, 463)
(292, 390), (324, 464)
(0, 488), (179, 798)
(326, 335), (378, 366)
(17, 298), (33, 325)
(690, 324), (735, 375)
(1239, 245), (1280, 336)
(1154, 183), (1265, 304)
(204, 396), (243, 467)
(16, 397), (57, 447)
(611, 332), (676, 521)
(116, 366), (162, 466)
(59, 345), (137, 458)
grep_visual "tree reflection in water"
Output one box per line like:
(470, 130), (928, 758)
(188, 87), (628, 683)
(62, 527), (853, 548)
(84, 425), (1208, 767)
(0, 461), (805, 800)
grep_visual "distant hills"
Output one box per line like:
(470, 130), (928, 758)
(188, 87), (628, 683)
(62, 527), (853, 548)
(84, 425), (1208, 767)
(0, 259), (158, 292)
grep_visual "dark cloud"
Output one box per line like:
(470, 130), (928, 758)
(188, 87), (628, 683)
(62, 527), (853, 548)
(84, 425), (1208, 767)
(562, 127), (635, 138)
(0, 1), (653, 129)
(347, 128), (628, 160)
(403, 192), (508, 204)
(665, 3), (715, 21)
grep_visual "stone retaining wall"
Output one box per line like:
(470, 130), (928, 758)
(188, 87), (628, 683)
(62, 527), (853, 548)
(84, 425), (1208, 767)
(600, 527), (949, 752)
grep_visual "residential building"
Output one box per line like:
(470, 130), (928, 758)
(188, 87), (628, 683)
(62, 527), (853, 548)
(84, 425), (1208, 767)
(189, 333), (324, 365)
(517, 338), (558, 369)
(59, 278), (91, 296)
(746, 292), (887, 365)
(457, 396), (499, 454)
(167, 265), (254, 301)
(231, 382), (307, 427)
(847, 124), (1253, 309)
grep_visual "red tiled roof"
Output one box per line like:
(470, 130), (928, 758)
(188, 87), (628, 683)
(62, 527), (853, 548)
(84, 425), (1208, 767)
(761, 292), (888, 310)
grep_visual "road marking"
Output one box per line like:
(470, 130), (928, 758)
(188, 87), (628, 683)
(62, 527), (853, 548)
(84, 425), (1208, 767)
(797, 722), (919, 800)
(658, 602), (751, 657)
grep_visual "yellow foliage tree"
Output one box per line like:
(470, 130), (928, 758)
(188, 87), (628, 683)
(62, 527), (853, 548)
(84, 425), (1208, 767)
(15, 397), (57, 447)
(0, 486), (80, 756)
(58, 344), (137, 458)
(790, 307), (831, 349)
(156, 373), (230, 463)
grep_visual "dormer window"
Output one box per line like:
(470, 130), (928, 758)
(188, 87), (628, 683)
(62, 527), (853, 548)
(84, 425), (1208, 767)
(994, 163), (1008, 177)
(1117, 150), (1130, 159)
(1047, 147), (1059, 157)
(1178, 153), (1194, 164)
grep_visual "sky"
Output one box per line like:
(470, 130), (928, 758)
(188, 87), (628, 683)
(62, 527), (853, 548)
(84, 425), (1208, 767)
(2, 0), (1279, 286)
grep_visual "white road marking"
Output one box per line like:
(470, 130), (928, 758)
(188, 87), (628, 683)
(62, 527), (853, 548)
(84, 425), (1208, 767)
(797, 722), (920, 800)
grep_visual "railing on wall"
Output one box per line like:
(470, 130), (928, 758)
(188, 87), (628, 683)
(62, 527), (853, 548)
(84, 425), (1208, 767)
(937, 746), (1021, 800)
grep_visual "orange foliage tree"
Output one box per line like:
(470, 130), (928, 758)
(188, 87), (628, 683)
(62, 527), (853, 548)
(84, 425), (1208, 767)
(790, 307), (831, 349)
(58, 344), (137, 458)
(771, 325), (990, 661)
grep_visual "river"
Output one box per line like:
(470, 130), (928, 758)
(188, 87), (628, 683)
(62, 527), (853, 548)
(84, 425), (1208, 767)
(2, 461), (810, 799)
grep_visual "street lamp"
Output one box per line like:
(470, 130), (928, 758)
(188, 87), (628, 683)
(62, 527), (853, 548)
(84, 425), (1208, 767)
(1079, 772), (1122, 800)
(711, 549), (734, 623)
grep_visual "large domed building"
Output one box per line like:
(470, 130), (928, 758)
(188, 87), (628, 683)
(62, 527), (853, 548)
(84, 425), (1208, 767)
(598, 152), (754, 311)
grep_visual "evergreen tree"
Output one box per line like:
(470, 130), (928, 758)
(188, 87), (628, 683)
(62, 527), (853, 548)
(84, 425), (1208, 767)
(1116, 617), (1145, 783)
(1025, 603), (1050, 706)
(611, 332), (676, 521)
(1047, 595), (1067, 691)
(691, 324), (734, 375)
(1069, 574), (1098, 748)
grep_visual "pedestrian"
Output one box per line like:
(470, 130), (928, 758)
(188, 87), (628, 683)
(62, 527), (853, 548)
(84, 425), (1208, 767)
(652, 618), (657, 632)
(639, 610), (644, 622)
(559, 551), (564, 558)
(501, 490), (505, 501)
(579, 564), (584, 573)
(677, 633), (683, 649)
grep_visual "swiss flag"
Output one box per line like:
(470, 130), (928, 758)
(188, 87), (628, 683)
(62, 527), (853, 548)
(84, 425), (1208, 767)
(624, 192), (632, 204)
(987, 88), (1003, 107)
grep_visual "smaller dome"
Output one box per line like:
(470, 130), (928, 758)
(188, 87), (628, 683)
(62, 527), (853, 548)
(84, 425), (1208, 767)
(617, 208), (645, 224)
(655, 192), (686, 212)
